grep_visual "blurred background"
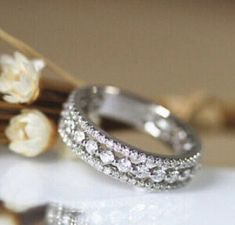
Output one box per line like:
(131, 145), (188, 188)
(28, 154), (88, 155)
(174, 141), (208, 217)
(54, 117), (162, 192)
(0, 0), (234, 165)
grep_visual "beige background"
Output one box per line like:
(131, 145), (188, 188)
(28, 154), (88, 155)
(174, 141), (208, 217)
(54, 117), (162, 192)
(0, 0), (234, 166)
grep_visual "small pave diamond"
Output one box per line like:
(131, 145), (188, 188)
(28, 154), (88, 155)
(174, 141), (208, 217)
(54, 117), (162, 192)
(103, 166), (112, 175)
(129, 151), (138, 163)
(117, 158), (131, 172)
(146, 156), (155, 168)
(100, 151), (115, 164)
(155, 118), (170, 130)
(179, 169), (191, 181)
(74, 131), (85, 142)
(135, 165), (150, 178)
(66, 120), (76, 132)
(75, 144), (84, 154)
(165, 170), (179, 183)
(152, 169), (165, 183)
(137, 153), (146, 163)
(119, 147), (130, 157)
(85, 140), (98, 154)
(130, 152), (146, 164)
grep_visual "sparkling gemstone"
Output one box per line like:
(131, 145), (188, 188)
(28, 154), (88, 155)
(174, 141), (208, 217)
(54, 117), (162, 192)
(100, 151), (114, 164)
(183, 141), (193, 151)
(74, 131), (85, 142)
(129, 151), (138, 162)
(146, 156), (156, 168)
(173, 129), (187, 141)
(75, 144), (84, 153)
(95, 162), (103, 171)
(165, 170), (179, 183)
(66, 139), (73, 147)
(120, 147), (129, 157)
(103, 166), (112, 175)
(62, 215), (71, 225)
(130, 152), (146, 164)
(152, 169), (165, 183)
(73, 213), (88, 225)
(117, 158), (132, 172)
(65, 126), (72, 134)
(106, 139), (114, 149)
(97, 134), (106, 143)
(155, 118), (170, 130)
(68, 120), (76, 128)
(137, 153), (146, 163)
(161, 160), (171, 170)
(111, 170), (120, 178)
(85, 140), (98, 154)
(179, 169), (191, 181)
(135, 165), (150, 178)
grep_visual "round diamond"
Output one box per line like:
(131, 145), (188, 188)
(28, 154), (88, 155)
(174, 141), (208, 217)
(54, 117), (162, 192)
(146, 156), (155, 168)
(65, 126), (72, 134)
(67, 120), (76, 129)
(74, 131), (85, 142)
(130, 152), (146, 164)
(183, 141), (193, 151)
(62, 215), (71, 225)
(106, 139), (114, 149)
(100, 151), (115, 164)
(117, 158), (132, 172)
(135, 165), (150, 178)
(129, 179), (136, 185)
(103, 166), (112, 175)
(97, 134), (106, 143)
(95, 162), (103, 171)
(138, 153), (146, 163)
(85, 140), (98, 154)
(119, 147), (129, 157)
(111, 170), (120, 178)
(152, 169), (165, 183)
(165, 170), (179, 183)
(179, 169), (191, 181)
(155, 118), (170, 130)
(130, 151), (138, 162)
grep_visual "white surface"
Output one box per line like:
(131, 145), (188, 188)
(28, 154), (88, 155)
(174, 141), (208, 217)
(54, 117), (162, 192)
(0, 149), (234, 225)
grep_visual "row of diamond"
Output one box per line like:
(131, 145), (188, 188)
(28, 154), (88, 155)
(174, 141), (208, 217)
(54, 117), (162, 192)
(59, 95), (201, 190)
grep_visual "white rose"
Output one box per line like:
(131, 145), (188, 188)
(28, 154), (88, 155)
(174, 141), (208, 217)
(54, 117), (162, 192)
(0, 52), (45, 103)
(5, 109), (55, 157)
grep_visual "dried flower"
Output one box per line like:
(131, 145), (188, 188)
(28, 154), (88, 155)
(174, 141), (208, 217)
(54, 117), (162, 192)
(0, 51), (45, 103)
(5, 109), (56, 157)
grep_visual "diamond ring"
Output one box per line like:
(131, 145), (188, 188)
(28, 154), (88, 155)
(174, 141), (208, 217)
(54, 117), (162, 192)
(59, 85), (201, 190)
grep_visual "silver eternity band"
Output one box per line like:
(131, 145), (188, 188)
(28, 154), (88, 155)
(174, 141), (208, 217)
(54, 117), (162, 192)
(59, 85), (201, 190)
